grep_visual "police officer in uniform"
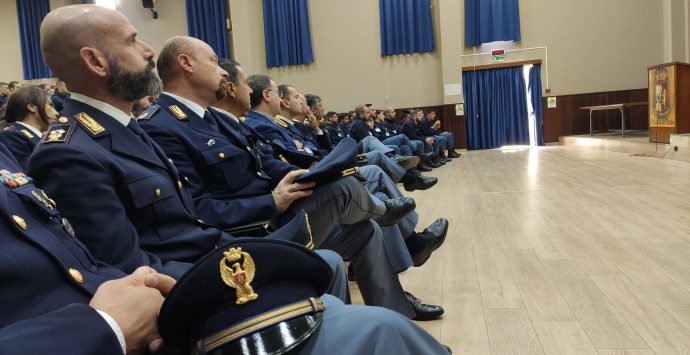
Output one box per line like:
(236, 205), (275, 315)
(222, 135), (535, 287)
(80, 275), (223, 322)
(0, 142), (451, 354)
(0, 86), (58, 169)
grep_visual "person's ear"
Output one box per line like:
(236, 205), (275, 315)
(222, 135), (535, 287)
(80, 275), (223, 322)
(26, 104), (37, 113)
(178, 53), (194, 74)
(80, 47), (108, 78)
(225, 81), (237, 98)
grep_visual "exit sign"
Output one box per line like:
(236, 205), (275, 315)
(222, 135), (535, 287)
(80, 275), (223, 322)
(491, 55), (505, 63)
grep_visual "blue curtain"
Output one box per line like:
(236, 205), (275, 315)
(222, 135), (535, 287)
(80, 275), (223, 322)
(465, 0), (521, 46)
(263, 0), (313, 68)
(462, 66), (528, 150)
(16, 0), (51, 80)
(185, 0), (229, 59)
(529, 65), (544, 146)
(379, 0), (435, 56)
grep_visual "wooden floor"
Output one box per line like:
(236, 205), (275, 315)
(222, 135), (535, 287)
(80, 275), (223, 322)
(351, 145), (690, 355)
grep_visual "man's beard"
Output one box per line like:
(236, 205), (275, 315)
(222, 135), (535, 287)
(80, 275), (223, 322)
(215, 79), (227, 101)
(106, 55), (163, 101)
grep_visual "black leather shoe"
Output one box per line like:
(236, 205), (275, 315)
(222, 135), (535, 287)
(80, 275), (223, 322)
(403, 175), (438, 192)
(405, 291), (444, 321)
(442, 345), (453, 354)
(448, 150), (461, 158)
(347, 263), (355, 281)
(420, 152), (435, 163)
(412, 218), (449, 267)
(436, 159), (446, 166)
(417, 163), (432, 172)
(428, 160), (442, 168)
(392, 155), (420, 170)
(375, 197), (416, 226)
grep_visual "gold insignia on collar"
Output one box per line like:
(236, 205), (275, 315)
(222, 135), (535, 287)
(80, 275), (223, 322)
(274, 118), (288, 128)
(41, 123), (75, 144)
(220, 247), (258, 305)
(58, 117), (69, 124)
(138, 112), (149, 119)
(74, 112), (105, 135)
(305, 212), (315, 250)
(170, 105), (188, 120)
(20, 129), (34, 139)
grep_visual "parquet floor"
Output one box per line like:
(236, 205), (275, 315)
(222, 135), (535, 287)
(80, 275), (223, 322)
(350, 146), (690, 354)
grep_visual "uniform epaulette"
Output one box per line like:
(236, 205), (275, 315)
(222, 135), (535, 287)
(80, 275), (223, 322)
(169, 105), (188, 120)
(137, 105), (159, 121)
(41, 120), (76, 144)
(19, 129), (34, 139)
(73, 112), (106, 136)
(274, 118), (288, 128)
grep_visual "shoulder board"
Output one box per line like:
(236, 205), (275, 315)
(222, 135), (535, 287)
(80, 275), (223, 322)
(41, 122), (76, 144)
(137, 105), (159, 121)
(169, 105), (188, 120)
(73, 112), (105, 135)
(20, 129), (34, 139)
(274, 118), (288, 128)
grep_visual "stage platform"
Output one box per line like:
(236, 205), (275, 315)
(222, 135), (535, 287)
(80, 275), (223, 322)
(559, 131), (690, 163)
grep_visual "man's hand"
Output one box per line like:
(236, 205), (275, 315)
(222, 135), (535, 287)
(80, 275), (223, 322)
(425, 137), (434, 145)
(433, 121), (441, 129)
(272, 169), (315, 214)
(90, 267), (176, 354)
(305, 108), (321, 133)
(293, 140), (304, 150)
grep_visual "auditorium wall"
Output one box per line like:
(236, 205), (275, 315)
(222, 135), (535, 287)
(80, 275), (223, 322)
(1, 0), (687, 115)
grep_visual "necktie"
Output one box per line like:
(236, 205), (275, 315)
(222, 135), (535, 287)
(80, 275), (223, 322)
(126, 119), (155, 150)
(203, 110), (219, 130)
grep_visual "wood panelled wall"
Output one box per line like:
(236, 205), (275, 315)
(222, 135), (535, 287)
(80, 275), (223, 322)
(392, 88), (647, 149)
(541, 89), (648, 143)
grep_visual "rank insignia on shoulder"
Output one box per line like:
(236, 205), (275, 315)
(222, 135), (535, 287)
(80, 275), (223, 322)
(74, 112), (105, 135)
(20, 129), (34, 139)
(274, 118), (288, 128)
(41, 124), (75, 144)
(137, 105), (159, 121)
(170, 105), (188, 120)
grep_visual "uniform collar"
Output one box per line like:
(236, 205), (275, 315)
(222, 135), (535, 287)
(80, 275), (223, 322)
(13, 121), (43, 137)
(212, 107), (239, 123)
(70, 93), (133, 127)
(163, 92), (207, 120)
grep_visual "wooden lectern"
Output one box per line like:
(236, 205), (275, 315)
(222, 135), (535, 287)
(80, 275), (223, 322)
(648, 62), (690, 143)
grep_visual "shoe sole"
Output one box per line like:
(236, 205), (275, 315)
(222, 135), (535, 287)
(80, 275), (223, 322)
(396, 156), (420, 170)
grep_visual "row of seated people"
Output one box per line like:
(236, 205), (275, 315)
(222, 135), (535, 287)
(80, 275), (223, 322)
(0, 4), (455, 354)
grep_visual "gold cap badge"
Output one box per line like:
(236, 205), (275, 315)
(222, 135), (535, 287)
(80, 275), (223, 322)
(220, 247), (258, 305)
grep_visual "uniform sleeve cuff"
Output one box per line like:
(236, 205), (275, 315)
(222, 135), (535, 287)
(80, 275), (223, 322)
(96, 310), (127, 355)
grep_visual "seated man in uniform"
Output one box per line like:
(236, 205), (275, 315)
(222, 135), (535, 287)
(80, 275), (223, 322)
(138, 38), (443, 320)
(27, 3), (357, 305)
(0, 143), (451, 355)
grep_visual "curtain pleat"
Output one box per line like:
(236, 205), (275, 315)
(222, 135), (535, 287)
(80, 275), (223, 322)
(16, 0), (52, 80)
(186, 0), (230, 59)
(462, 66), (529, 150)
(379, 0), (434, 56)
(465, 0), (521, 46)
(262, 0), (313, 68)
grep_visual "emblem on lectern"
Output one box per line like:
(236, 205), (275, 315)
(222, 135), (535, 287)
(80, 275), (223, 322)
(653, 67), (670, 119)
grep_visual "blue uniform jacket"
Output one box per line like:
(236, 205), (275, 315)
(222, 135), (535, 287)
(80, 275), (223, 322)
(322, 123), (347, 148)
(418, 117), (436, 137)
(293, 120), (331, 156)
(27, 98), (225, 279)
(51, 92), (70, 114)
(139, 94), (296, 230)
(348, 118), (373, 142)
(401, 119), (426, 141)
(245, 110), (310, 154)
(0, 123), (40, 170)
(0, 144), (125, 354)
(380, 119), (399, 135)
